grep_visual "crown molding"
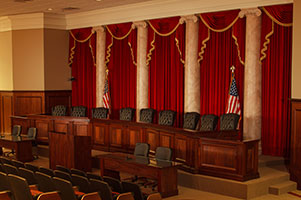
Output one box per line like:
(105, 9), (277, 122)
(0, 16), (12, 32)
(44, 13), (67, 30)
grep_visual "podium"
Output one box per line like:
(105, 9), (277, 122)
(49, 132), (91, 172)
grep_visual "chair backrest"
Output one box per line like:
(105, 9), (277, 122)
(87, 172), (103, 181)
(7, 174), (33, 200)
(37, 191), (62, 200)
(158, 110), (176, 126)
(121, 181), (144, 200)
(11, 159), (25, 169)
(92, 107), (109, 119)
(3, 164), (19, 175)
(139, 108), (155, 123)
(35, 171), (57, 192)
(220, 113), (240, 131)
(103, 176), (123, 193)
(146, 193), (162, 200)
(27, 127), (37, 139)
(39, 167), (54, 177)
(199, 114), (218, 131)
(24, 163), (39, 173)
(0, 172), (11, 191)
(71, 106), (87, 117)
(0, 191), (13, 200)
(71, 168), (86, 177)
(12, 125), (21, 136)
(54, 170), (72, 183)
(81, 192), (102, 200)
(71, 174), (91, 193)
(116, 192), (135, 200)
(120, 108), (135, 121)
(0, 157), (13, 165)
(133, 143), (150, 157)
(52, 177), (77, 200)
(89, 179), (113, 200)
(183, 112), (201, 130)
(155, 147), (172, 161)
(51, 105), (67, 116)
(18, 167), (37, 185)
(56, 165), (71, 174)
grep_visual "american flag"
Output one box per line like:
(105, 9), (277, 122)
(103, 74), (111, 112)
(226, 74), (241, 115)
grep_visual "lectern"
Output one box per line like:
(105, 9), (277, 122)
(49, 132), (91, 172)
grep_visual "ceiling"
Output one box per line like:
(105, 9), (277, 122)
(0, 0), (153, 17)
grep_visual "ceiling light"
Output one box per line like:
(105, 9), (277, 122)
(96, 0), (102, 2)
(47, 8), (53, 11)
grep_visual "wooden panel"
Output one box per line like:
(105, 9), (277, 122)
(45, 90), (72, 114)
(14, 91), (45, 115)
(35, 119), (52, 142)
(290, 100), (301, 189)
(126, 126), (143, 151)
(93, 125), (107, 145)
(11, 116), (30, 135)
(109, 124), (123, 148)
(145, 129), (160, 152)
(54, 120), (69, 134)
(159, 132), (174, 149)
(174, 135), (188, 163)
(74, 123), (89, 136)
(0, 92), (13, 134)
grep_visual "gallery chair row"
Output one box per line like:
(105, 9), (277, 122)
(52, 105), (240, 131)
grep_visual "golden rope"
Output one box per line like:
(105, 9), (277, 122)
(128, 42), (137, 66)
(199, 14), (239, 32)
(69, 30), (94, 43)
(262, 7), (292, 27)
(106, 25), (133, 40)
(260, 21), (274, 62)
(105, 37), (114, 66)
(175, 37), (185, 65)
(146, 32), (156, 66)
(198, 29), (210, 63)
(147, 20), (181, 37)
(232, 31), (245, 66)
(68, 40), (76, 66)
(89, 39), (96, 66)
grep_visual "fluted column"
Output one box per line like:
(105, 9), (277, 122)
(181, 15), (200, 113)
(93, 26), (106, 107)
(239, 8), (262, 140)
(132, 21), (148, 121)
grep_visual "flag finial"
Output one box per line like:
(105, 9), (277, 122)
(230, 65), (236, 73)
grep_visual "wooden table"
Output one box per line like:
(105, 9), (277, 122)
(0, 135), (33, 162)
(98, 153), (181, 198)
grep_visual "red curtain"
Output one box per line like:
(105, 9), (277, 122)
(106, 23), (137, 119)
(261, 4), (292, 157)
(69, 28), (96, 117)
(198, 10), (245, 130)
(147, 17), (185, 127)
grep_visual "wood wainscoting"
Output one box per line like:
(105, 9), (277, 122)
(0, 90), (71, 135)
(290, 99), (301, 189)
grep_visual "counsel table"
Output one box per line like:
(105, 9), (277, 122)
(98, 153), (181, 198)
(0, 135), (34, 162)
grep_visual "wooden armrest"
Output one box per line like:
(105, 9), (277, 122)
(81, 192), (102, 200)
(37, 191), (61, 200)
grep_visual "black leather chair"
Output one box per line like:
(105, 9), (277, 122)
(89, 179), (115, 200)
(53, 177), (79, 200)
(92, 107), (109, 119)
(120, 108), (135, 121)
(103, 176), (123, 194)
(199, 114), (218, 131)
(155, 147), (172, 161)
(183, 112), (200, 130)
(8, 174), (40, 200)
(134, 143), (150, 157)
(35, 171), (57, 193)
(220, 113), (240, 131)
(2, 164), (19, 175)
(18, 167), (37, 185)
(24, 163), (39, 173)
(158, 110), (176, 126)
(86, 172), (103, 181)
(71, 168), (87, 177)
(0, 172), (11, 192)
(139, 108), (155, 123)
(51, 105), (67, 116)
(39, 167), (54, 177)
(71, 106), (87, 117)
(54, 170), (73, 184)
(11, 159), (25, 169)
(12, 125), (22, 136)
(56, 165), (71, 174)
(121, 181), (146, 200)
(27, 127), (38, 159)
(71, 174), (91, 193)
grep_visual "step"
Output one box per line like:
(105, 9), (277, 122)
(269, 181), (297, 195)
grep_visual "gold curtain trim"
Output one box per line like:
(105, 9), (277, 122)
(89, 39), (96, 66)
(198, 29), (210, 63)
(106, 25), (133, 40)
(147, 20), (180, 36)
(199, 14), (239, 32)
(128, 42), (137, 66)
(260, 21), (274, 62)
(146, 32), (156, 66)
(105, 37), (114, 66)
(262, 7), (292, 27)
(232, 31), (245, 66)
(68, 40), (76, 66)
(69, 30), (94, 43)
(175, 37), (185, 65)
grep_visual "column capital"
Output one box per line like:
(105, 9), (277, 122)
(180, 15), (198, 24)
(239, 8), (262, 18)
(132, 21), (148, 29)
(92, 26), (106, 33)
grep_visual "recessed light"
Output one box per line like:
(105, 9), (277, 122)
(47, 8), (53, 11)
(96, 0), (101, 2)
